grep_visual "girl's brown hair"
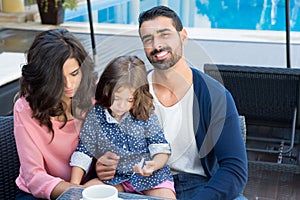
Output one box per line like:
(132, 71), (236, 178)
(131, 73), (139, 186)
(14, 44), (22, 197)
(95, 55), (154, 121)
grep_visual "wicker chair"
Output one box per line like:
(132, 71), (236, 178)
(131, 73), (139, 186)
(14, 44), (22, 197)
(204, 64), (300, 173)
(0, 115), (20, 199)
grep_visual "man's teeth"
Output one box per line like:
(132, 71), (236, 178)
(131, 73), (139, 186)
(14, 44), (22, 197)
(156, 51), (168, 58)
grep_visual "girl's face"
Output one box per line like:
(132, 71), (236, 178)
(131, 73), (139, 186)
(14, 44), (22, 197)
(110, 87), (134, 120)
(63, 58), (82, 98)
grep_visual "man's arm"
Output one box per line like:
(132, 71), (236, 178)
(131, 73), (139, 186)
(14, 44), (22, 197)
(95, 151), (120, 180)
(197, 90), (248, 200)
(193, 71), (248, 199)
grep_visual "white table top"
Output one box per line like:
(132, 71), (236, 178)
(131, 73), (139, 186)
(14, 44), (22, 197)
(0, 52), (25, 87)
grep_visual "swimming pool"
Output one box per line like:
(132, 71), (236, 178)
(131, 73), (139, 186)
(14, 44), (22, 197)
(64, 0), (300, 32)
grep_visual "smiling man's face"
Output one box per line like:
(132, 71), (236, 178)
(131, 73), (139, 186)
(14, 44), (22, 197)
(139, 16), (184, 70)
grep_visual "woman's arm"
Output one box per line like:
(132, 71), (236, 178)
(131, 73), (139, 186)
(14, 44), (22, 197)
(50, 181), (80, 199)
(50, 179), (104, 199)
(14, 99), (69, 199)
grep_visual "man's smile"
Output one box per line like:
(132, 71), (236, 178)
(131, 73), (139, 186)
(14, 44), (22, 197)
(155, 51), (169, 61)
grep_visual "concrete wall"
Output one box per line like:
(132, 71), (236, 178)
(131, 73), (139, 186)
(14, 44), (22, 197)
(186, 38), (300, 71)
(93, 26), (300, 74)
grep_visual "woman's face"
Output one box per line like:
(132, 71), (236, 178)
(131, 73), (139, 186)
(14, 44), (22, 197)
(62, 58), (82, 98)
(110, 87), (134, 120)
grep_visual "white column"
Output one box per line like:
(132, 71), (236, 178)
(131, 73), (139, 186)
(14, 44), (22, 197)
(180, 0), (190, 26)
(129, 0), (140, 24)
(114, 4), (122, 24)
(115, 2), (129, 24)
(158, 0), (169, 6)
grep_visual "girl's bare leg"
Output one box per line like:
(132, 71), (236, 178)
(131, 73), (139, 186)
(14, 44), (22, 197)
(83, 178), (105, 187)
(83, 178), (124, 193)
(143, 188), (176, 199)
(114, 184), (125, 192)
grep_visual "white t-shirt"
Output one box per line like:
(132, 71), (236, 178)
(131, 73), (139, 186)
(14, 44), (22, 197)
(148, 72), (205, 176)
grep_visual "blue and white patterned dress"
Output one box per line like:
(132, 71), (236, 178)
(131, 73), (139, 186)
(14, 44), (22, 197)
(70, 104), (173, 191)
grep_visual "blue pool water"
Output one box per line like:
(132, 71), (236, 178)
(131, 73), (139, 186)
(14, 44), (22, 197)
(64, 0), (300, 32)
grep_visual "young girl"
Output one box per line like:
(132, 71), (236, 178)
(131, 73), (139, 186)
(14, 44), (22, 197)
(70, 55), (176, 199)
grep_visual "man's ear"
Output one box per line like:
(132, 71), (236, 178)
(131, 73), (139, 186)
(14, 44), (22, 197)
(180, 28), (188, 44)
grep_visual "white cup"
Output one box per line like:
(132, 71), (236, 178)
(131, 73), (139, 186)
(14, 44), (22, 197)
(82, 185), (118, 200)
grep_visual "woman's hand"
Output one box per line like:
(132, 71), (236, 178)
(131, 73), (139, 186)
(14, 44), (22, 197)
(95, 151), (120, 180)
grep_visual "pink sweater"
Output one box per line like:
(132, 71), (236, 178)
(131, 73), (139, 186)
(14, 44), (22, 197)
(14, 97), (82, 199)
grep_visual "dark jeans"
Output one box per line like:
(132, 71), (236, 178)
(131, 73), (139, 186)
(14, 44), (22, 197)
(15, 189), (45, 200)
(173, 173), (247, 200)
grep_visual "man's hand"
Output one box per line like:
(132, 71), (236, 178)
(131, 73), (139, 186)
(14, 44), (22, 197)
(95, 151), (120, 181)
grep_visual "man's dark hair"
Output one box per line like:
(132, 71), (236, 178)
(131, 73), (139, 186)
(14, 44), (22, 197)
(138, 5), (183, 31)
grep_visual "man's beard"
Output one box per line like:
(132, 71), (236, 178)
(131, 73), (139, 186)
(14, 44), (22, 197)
(148, 46), (182, 70)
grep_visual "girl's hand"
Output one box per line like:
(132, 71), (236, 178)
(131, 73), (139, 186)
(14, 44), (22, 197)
(133, 160), (156, 176)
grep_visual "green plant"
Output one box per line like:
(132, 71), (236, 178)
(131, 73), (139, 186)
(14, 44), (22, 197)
(29, 0), (78, 12)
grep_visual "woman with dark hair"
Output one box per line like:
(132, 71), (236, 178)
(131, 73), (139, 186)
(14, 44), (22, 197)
(14, 28), (99, 200)
(70, 55), (176, 199)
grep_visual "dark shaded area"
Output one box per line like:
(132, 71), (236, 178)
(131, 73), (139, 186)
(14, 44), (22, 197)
(204, 64), (300, 199)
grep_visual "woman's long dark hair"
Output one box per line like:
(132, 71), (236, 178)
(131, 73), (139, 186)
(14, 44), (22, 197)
(20, 28), (98, 138)
(95, 55), (154, 121)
